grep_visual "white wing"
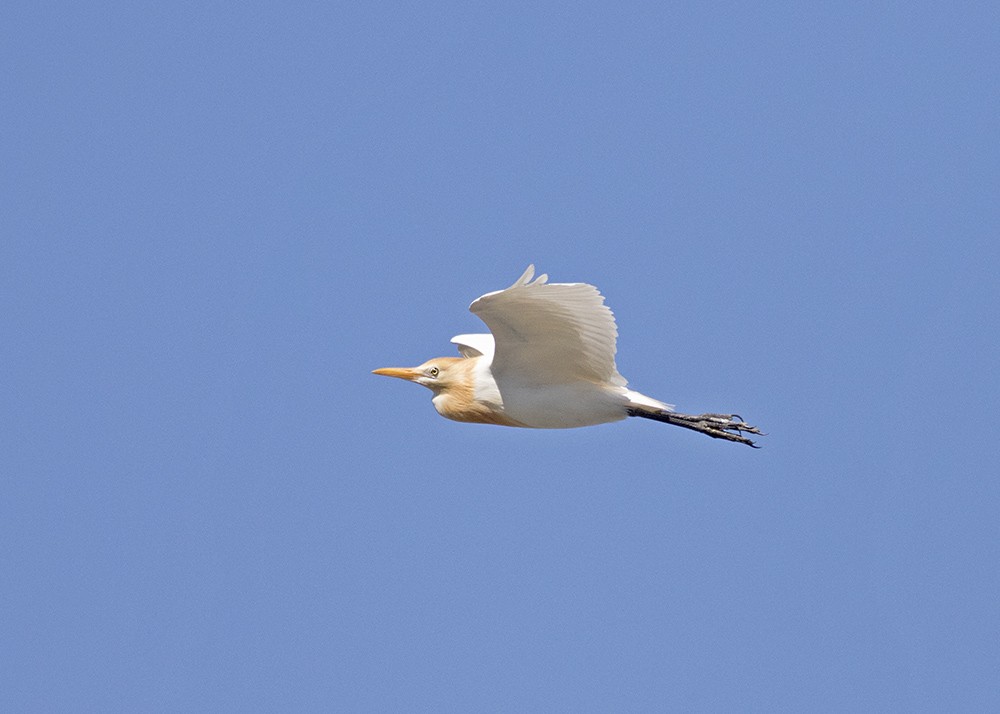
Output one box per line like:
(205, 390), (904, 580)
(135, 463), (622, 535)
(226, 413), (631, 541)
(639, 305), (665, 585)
(451, 333), (495, 359)
(470, 265), (627, 388)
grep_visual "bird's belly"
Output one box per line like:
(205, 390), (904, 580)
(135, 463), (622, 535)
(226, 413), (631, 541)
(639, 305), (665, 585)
(499, 383), (627, 429)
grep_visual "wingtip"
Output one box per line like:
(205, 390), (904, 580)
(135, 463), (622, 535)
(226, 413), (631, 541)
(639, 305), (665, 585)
(513, 264), (535, 287)
(517, 263), (549, 286)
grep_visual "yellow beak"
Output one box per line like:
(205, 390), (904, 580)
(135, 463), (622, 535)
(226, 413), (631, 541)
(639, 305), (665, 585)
(372, 366), (421, 381)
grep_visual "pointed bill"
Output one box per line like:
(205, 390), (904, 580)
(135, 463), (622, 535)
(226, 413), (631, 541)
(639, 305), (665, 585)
(372, 367), (421, 381)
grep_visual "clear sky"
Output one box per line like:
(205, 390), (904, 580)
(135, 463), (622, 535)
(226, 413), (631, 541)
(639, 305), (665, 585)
(3, 1), (999, 711)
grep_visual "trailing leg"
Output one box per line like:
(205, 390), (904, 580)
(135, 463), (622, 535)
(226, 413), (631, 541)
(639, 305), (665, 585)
(626, 407), (763, 447)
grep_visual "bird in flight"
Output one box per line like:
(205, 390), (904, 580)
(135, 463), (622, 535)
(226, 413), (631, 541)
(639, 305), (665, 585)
(373, 265), (762, 446)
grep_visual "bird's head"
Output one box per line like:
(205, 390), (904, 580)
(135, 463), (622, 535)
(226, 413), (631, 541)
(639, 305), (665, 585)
(372, 357), (465, 394)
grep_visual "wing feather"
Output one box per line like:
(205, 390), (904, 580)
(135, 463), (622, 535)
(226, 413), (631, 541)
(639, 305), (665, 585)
(469, 265), (627, 387)
(450, 333), (495, 359)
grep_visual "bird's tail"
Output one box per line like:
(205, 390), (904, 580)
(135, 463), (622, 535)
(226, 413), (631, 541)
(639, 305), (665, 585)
(625, 394), (762, 448)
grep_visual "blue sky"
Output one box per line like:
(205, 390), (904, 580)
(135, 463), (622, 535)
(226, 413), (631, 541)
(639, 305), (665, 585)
(3, 1), (999, 711)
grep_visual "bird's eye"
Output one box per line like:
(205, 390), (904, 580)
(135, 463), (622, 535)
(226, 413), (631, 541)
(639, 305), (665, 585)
(428, 366), (439, 377)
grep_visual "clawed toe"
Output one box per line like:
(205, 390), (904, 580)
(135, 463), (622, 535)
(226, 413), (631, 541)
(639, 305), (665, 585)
(695, 414), (763, 447)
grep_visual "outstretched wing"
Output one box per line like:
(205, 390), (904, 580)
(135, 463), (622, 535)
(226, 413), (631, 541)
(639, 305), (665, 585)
(470, 265), (626, 387)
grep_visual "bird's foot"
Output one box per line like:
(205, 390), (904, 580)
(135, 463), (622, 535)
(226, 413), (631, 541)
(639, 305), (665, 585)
(668, 412), (764, 447)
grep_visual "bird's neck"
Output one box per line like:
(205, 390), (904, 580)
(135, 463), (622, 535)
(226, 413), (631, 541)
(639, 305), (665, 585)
(431, 358), (526, 427)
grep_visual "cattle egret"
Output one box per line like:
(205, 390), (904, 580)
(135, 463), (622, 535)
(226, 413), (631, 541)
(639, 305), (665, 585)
(373, 265), (763, 446)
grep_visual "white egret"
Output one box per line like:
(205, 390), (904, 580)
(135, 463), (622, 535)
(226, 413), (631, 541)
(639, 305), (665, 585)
(373, 265), (762, 446)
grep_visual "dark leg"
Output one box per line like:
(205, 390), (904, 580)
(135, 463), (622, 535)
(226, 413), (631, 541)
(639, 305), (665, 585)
(626, 408), (763, 447)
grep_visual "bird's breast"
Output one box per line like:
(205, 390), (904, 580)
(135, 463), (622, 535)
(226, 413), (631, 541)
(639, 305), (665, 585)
(431, 391), (526, 427)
